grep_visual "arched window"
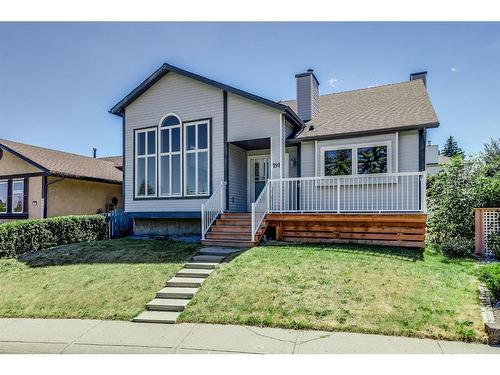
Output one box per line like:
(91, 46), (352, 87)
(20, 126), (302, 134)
(161, 115), (181, 127)
(159, 114), (182, 196)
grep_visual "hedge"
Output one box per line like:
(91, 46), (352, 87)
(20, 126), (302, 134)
(0, 215), (108, 258)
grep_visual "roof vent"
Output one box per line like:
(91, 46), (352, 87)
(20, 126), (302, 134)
(308, 125), (315, 131)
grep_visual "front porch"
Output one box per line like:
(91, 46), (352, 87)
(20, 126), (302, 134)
(201, 171), (427, 248)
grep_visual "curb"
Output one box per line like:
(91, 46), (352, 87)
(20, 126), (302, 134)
(479, 284), (500, 345)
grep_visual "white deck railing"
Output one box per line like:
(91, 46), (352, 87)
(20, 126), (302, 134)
(267, 172), (426, 213)
(201, 181), (226, 240)
(251, 183), (270, 242)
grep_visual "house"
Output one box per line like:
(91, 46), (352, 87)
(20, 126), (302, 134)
(425, 143), (450, 176)
(0, 138), (123, 221)
(110, 64), (439, 248)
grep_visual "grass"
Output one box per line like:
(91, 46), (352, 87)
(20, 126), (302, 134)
(179, 244), (487, 343)
(0, 238), (198, 320)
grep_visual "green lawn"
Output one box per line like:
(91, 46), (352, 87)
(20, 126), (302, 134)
(0, 238), (198, 320)
(180, 244), (487, 343)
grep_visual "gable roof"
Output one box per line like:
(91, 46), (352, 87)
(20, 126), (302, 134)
(0, 139), (122, 184)
(281, 79), (439, 140)
(109, 63), (304, 129)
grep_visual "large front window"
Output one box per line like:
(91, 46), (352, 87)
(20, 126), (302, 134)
(0, 181), (7, 213)
(322, 142), (390, 176)
(159, 115), (182, 196)
(184, 120), (209, 196)
(135, 128), (157, 197)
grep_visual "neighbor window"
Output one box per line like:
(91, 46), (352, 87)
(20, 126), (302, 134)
(159, 114), (182, 196)
(12, 179), (24, 213)
(0, 181), (7, 213)
(322, 142), (390, 176)
(135, 128), (157, 197)
(184, 120), (210, 196)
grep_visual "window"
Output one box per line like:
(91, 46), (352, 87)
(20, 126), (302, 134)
(12, 179), (24, 213)
(0, 181), (7, 213)
(321, 142), (391, 176)
(324, 149), (352, 176)
(135, 128), (157, 197)
(357, 145), (388, 174)
(184, 120), (210, 196)
(159, 114), (182, 196)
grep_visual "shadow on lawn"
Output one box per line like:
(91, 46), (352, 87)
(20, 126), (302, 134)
(266, 241), (423, 261)
(18, 238), (199, 267)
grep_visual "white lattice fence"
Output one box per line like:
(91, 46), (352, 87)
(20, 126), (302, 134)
(475, 208), (500, 257)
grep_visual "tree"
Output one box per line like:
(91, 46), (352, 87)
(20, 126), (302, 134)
(441, 136), (464, 157)
(481, 138), (500, 177)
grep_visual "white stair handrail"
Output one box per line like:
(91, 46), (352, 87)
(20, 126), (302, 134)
(201, 181), (226, 240)
(251, 182), (271, 242)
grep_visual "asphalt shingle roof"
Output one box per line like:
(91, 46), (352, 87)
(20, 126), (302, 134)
(280, 79), (439, 139)
(98, 156), (123, 169)
(0, 139), (122, 184)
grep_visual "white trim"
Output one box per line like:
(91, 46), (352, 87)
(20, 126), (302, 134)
(134, 127), (157, 198)
(11, 178), (24, 213)
(158, 113), (182, 197)
(319, 141), (392, 177)
(280, 114), (284, 180)
(395, 132), (399, 173)
(0, 180), (7, 214)
(183, 119), (211, 197)
(314, 140), (318, 177)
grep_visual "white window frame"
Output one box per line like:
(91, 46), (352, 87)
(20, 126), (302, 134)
(0, 180), (7, 213)
(158, 113), (183, 197)
(320, 141), (392, 177)
(183, 119), (211, 197)
(12, 179), (24, 213)
(134, 127), (157, 198)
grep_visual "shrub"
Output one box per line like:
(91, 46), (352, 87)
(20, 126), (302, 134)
(0, 215), (107, 258)
(437, 236), (475, 258)
(488, 231), (500, 259)
(479, 264), (500, 301)
(426, 155), (500, 257)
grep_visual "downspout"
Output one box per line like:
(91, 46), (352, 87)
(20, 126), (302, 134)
(43, 176), (65, 218)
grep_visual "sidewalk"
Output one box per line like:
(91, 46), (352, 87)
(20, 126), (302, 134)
(0, 318), (499, 354)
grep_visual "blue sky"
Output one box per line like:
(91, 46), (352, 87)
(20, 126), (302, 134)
(0, 22), (498, 157)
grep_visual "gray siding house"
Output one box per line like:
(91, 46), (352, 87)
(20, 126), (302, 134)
(110, 64), (438, 248)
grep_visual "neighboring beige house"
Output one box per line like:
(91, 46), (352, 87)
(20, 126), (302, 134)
(0, 138), (123, 222)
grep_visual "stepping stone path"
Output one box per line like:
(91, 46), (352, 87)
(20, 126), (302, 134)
(133, 247), (243, 324)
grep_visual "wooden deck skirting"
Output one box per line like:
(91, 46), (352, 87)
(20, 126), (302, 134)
(265, 213), (427, 249)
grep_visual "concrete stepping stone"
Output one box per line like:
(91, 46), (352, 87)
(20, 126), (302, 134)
(146, 298), (190, 312)
(166, 277), (205, 288)
(176, 268), (213, 278)
(156, 287), (198, 299)
(184, 262), (219, 270)
(199, 247), (242, 256)
(191, 255), (225, 263)
(132, 311), (180, 324)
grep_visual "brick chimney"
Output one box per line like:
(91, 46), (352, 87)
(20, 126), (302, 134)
(295, 69), (319, 122)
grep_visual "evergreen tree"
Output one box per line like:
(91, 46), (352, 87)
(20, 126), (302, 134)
(441, 136), (464, 157)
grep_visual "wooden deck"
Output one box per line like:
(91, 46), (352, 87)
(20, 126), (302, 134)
(265, 213), (427, 248)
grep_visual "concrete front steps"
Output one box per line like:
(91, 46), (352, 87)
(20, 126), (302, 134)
(201, 212), (265, 248)
(132, 247), (242, 324)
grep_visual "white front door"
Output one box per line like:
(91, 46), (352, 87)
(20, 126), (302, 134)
(247, 154), (288, 210)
